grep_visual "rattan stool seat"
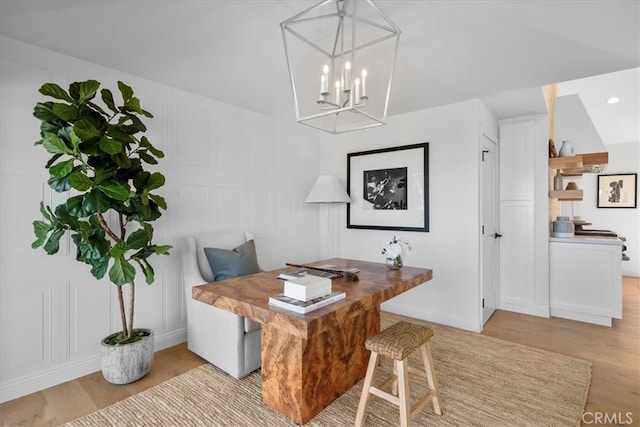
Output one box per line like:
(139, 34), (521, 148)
(365, 321), (434, 360)
(355, 321), (444, 427)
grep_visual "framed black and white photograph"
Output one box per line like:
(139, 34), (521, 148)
(347, 143), (429, 231)
(597, 173), (637, 208)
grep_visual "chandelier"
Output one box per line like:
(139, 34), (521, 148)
(281, 0), (401, 134)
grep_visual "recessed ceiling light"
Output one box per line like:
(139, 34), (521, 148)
(606, 96), (620, 104)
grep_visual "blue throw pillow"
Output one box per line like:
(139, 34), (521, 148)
(203, 239), (260, 281)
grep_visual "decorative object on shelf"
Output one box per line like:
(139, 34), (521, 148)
(597, 173), (638, 208)
(548, 138), (558, 158)
(382, 235), (411, 270)
(552, 216), (575, 237)
(347, 143), (429, 232)
(565, 181), (579, 190)
(280, 0), (401, 134)
(558, 140), (574, 157)
(31, 79), (171, 384)
(553, 169), (563, 191)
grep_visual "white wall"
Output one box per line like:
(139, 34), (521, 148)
(562, 142), (640, 276)
(318, 100), (497, 332)
(0, 36), (322, 402)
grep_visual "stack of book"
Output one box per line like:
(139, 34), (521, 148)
(269, 270), (345, 314)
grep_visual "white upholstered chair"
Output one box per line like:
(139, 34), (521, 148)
(181, 231), (261, 379)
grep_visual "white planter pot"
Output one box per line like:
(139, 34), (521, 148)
(101, 328), (154, 384)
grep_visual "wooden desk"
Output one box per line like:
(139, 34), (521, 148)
(192, 258), (433, 424)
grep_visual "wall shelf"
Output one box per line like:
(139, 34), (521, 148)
(549, 189), (583, 201)
(548, 152), (608, 176)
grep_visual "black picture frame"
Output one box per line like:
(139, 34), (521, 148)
(347, 143), (429, 232)
(597, 173), (637, 208)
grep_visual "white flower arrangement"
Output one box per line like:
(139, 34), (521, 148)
(381, 236), (412, 260)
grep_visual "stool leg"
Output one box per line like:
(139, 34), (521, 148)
(396, 358), (411, 427)
(421, 342), (444, 415)
(355, 351), (379, 427)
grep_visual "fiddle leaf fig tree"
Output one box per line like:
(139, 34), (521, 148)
(31, 79), (171, 344)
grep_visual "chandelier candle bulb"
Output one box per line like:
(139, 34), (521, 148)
(361, 68), (367, 99)
(344, 61), (351, 93)
(335, 80), (341, 105)
(354, 78), (360, 103)
(322, 64), (329, 94)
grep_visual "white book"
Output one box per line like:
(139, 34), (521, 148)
(268, 291), (346, 314)
(283, 275), (332, 301)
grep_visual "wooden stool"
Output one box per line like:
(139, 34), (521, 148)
(354, 321), (444, 426)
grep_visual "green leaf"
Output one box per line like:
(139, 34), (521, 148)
(49, 159), (74, 178)
(42, 132), (72, 155)
(65, 195), (85, 217)
(43, 228), (65, 255)
(33, 102), (61, 122)
(48, 174), (72, 192)
(93, 164), (117, 184)
(140, 136), (164, 158)
(32, 220), (52, 248)
(124, 97), (144, 115)
(69, 171), (93, 191)
(139, 259), (155, 284)
(139, 151), (158, 165)
(152, 245), (172, 255)
(113, 152), (131, 169)
(83, 190), (110, 213)
(39, 83), (74, 103)
(110, 241), (127, 258)
(98, 183), (131, 201)
(73, 118), (102, 141)
(101, 88), (117, 113)
(109, 256), (136, 285)
(118, 81), (133, 103)
(149, 193), (167, 210)
(89, 257), (109, 279)
(126, 229), (150, 250)
(99, 137), (123, 155)
(146, 172), (165, 191)
(78, 80), (100, 104)
(69, 129), (81, 152)
(52, 103), (78, 121)
(39, 201), (53, 222)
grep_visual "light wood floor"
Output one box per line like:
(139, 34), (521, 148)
(2, 277), (638, 427)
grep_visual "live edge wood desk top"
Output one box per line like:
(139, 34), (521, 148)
(192, 258), (433, 424)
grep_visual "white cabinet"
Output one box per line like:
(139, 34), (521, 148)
(550, 240), (622, 326)
(498, 116), (549, 317)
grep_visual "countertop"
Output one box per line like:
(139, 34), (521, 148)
(550, 235), (624, 246)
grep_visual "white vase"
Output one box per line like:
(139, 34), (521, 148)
(559, 140), (574, 157)
(386, 256), (403, 270)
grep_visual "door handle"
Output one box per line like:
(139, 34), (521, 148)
(494, 233), (503, 239)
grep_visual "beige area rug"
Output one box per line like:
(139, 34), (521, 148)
(65, 314), (591, 427)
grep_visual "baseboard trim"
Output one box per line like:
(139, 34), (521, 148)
(382, 302), (481, 332)
(0, 328), (187, 404)
(498, 302), (550, 318)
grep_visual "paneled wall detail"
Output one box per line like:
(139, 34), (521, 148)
(0, 36), (321, 402)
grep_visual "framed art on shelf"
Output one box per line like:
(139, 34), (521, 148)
(347, 143), (429, 232)
(597, 173), (637, 208)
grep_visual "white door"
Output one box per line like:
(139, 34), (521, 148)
(481, 135), (499, 324)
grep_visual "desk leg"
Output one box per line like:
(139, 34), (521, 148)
(261, 307), (380, 424)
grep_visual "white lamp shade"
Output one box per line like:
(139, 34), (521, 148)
(305, 175), (351, 203)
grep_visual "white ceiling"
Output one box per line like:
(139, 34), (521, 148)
(0, 0), (638, 144)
